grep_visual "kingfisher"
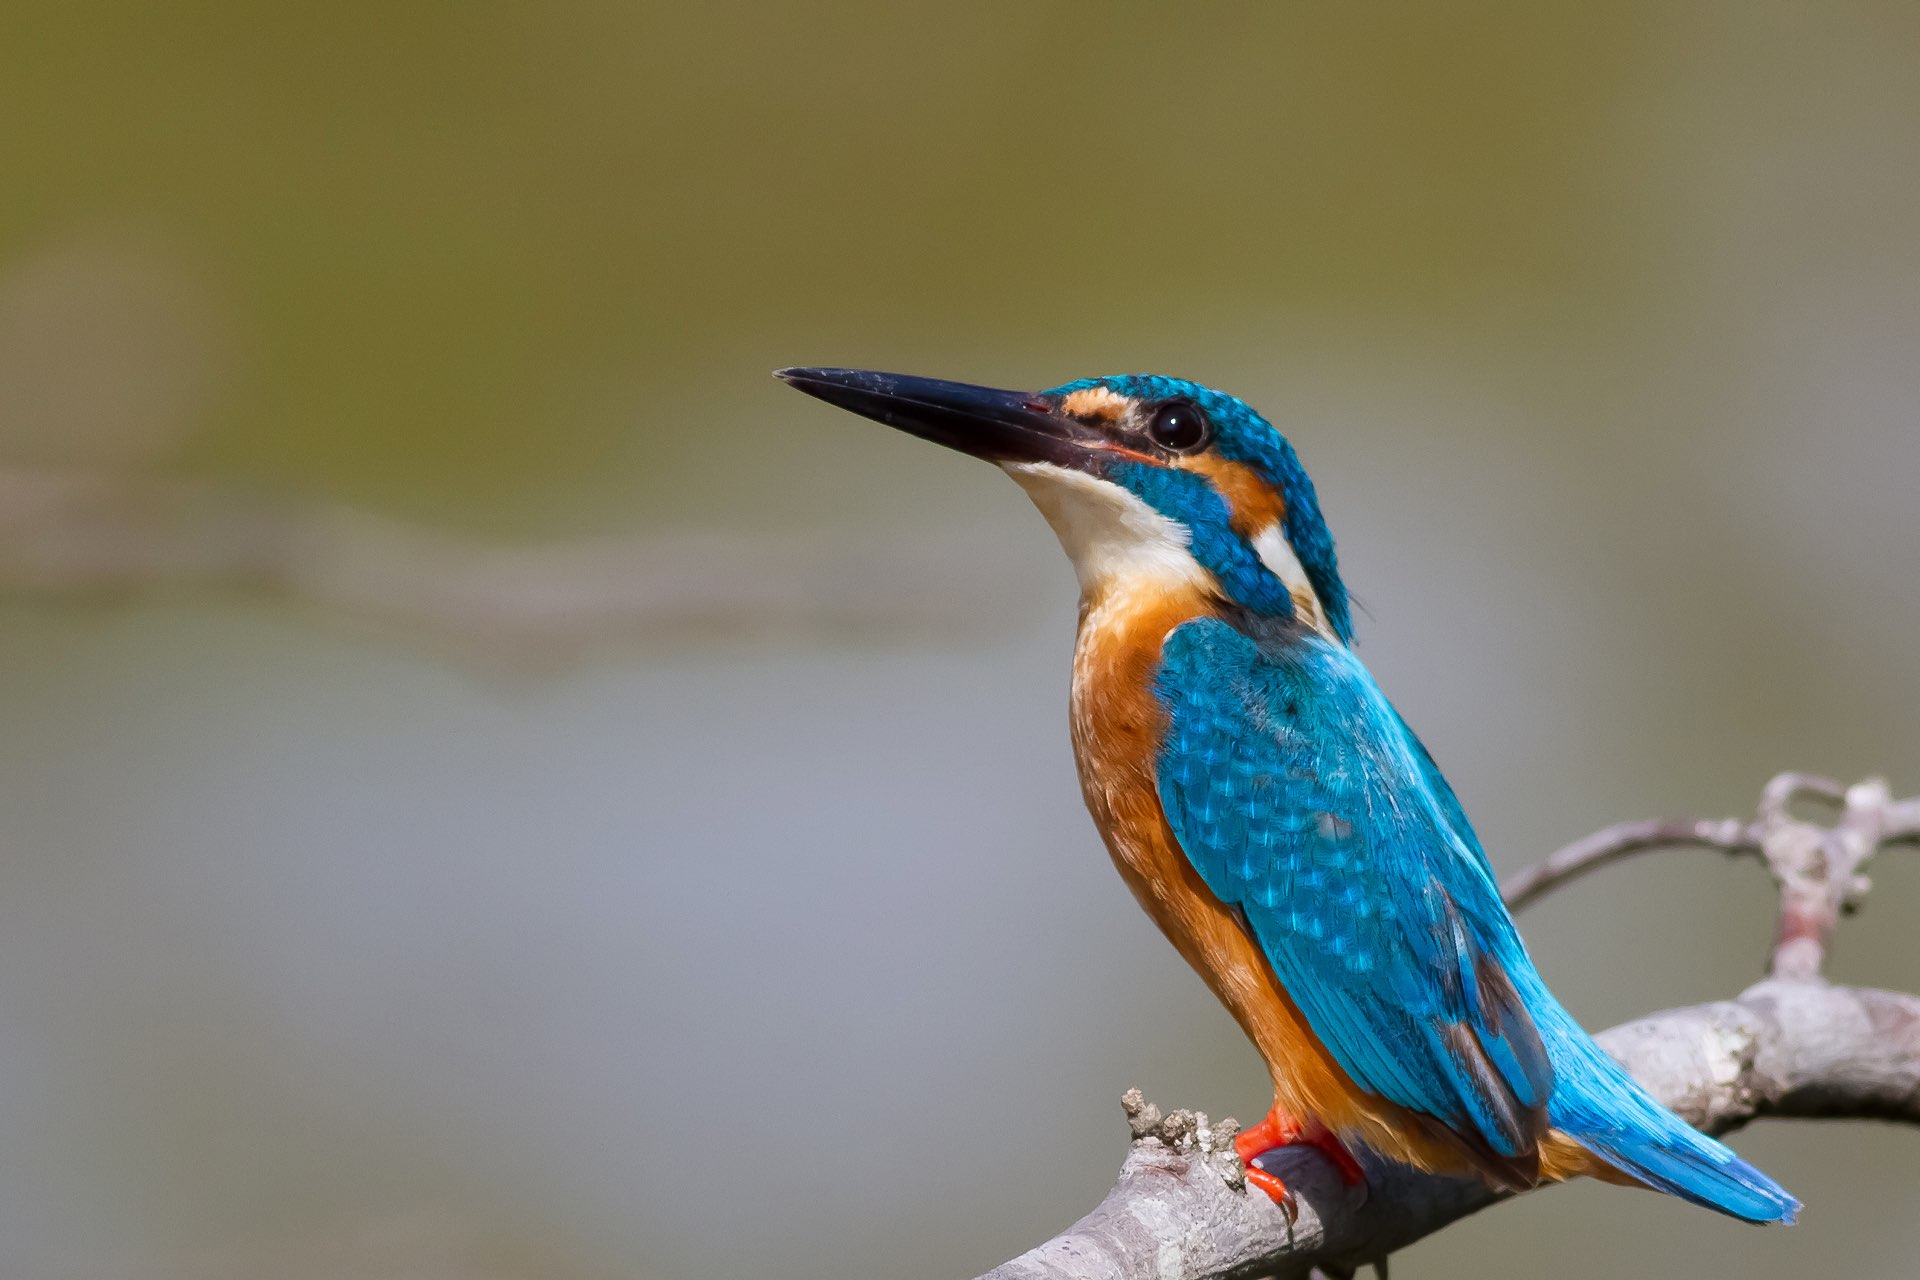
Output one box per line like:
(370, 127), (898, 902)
(778, 367), (1799, 1224)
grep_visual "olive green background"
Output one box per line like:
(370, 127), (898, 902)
(2, 3), (1917, 1277)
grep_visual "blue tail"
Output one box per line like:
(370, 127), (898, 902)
(1576, 1127), (1799, 1224)
(1528, 985), (1800, 1223)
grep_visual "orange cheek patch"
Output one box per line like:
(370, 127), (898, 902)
(1059, 386), (1130, 423)
(1180, 455), (1287, 538)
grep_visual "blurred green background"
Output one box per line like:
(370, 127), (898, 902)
(2, 2), (1917, 1277)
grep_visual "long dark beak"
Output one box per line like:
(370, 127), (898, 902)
(775, 367), (1108, 468)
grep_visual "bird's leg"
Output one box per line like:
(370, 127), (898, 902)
(1234, 1104), (1367, 1217)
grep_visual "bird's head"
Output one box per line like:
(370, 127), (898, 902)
(778, 368), (1351, 642)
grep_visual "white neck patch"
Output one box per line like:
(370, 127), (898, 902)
(1002, 462), (1211, 598)
(1251, 522), (1334, 638)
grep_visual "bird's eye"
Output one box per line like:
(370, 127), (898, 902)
(1146, 399), (1209, 452)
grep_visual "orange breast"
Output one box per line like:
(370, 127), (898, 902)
(1066, 582), (1548, 1180)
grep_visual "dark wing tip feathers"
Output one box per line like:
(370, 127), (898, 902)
(1428, 887), (1555, 1177)
(1436, 1021), (1546, 1184)
(1470, 952), (1556, 1109)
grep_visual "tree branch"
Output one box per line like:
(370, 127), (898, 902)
(980, 775), (1920, 1280)
(0, 463), (1007, 658)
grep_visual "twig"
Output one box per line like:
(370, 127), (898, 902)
(1499, 816), (1755, 912)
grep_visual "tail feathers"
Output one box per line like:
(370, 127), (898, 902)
(1575, 1127), (1800, 1224)
(1517, 975), (1800, 1224)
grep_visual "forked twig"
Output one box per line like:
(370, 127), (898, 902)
(1502, 772), (1920, 978)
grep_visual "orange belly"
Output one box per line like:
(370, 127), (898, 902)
(1066, 583), (1608, 1186)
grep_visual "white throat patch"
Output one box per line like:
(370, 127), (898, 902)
(1002, 462), (1210, 598)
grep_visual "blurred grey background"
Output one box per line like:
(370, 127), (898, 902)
(1, 3), (1917, 1277)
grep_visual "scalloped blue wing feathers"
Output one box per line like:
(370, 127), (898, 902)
(1153, 618), (1552, 1170)
(1152, 618), (1799, 1221)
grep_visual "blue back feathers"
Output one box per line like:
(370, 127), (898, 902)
(1154, 619), (1553, 1171)
(1046, 375), (1355, 642)
(1149, 617), (1800, 1222)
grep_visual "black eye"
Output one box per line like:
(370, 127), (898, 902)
(1146, 399), (1209, 452)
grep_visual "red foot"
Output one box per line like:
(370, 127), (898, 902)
(1233, 1104), (1367, 1219)
(1233, 1107), (1304, 1163)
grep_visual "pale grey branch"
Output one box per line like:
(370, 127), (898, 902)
(981, 777), (1920, 1280)
(985, 981), (1920, 1280)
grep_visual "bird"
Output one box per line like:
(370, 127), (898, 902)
(777, 366), (1799, 1225)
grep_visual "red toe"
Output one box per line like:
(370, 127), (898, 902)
(1243, 1165), (1298, 1222)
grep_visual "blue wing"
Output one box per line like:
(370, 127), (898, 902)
(1153, 617), (1555, 1173)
